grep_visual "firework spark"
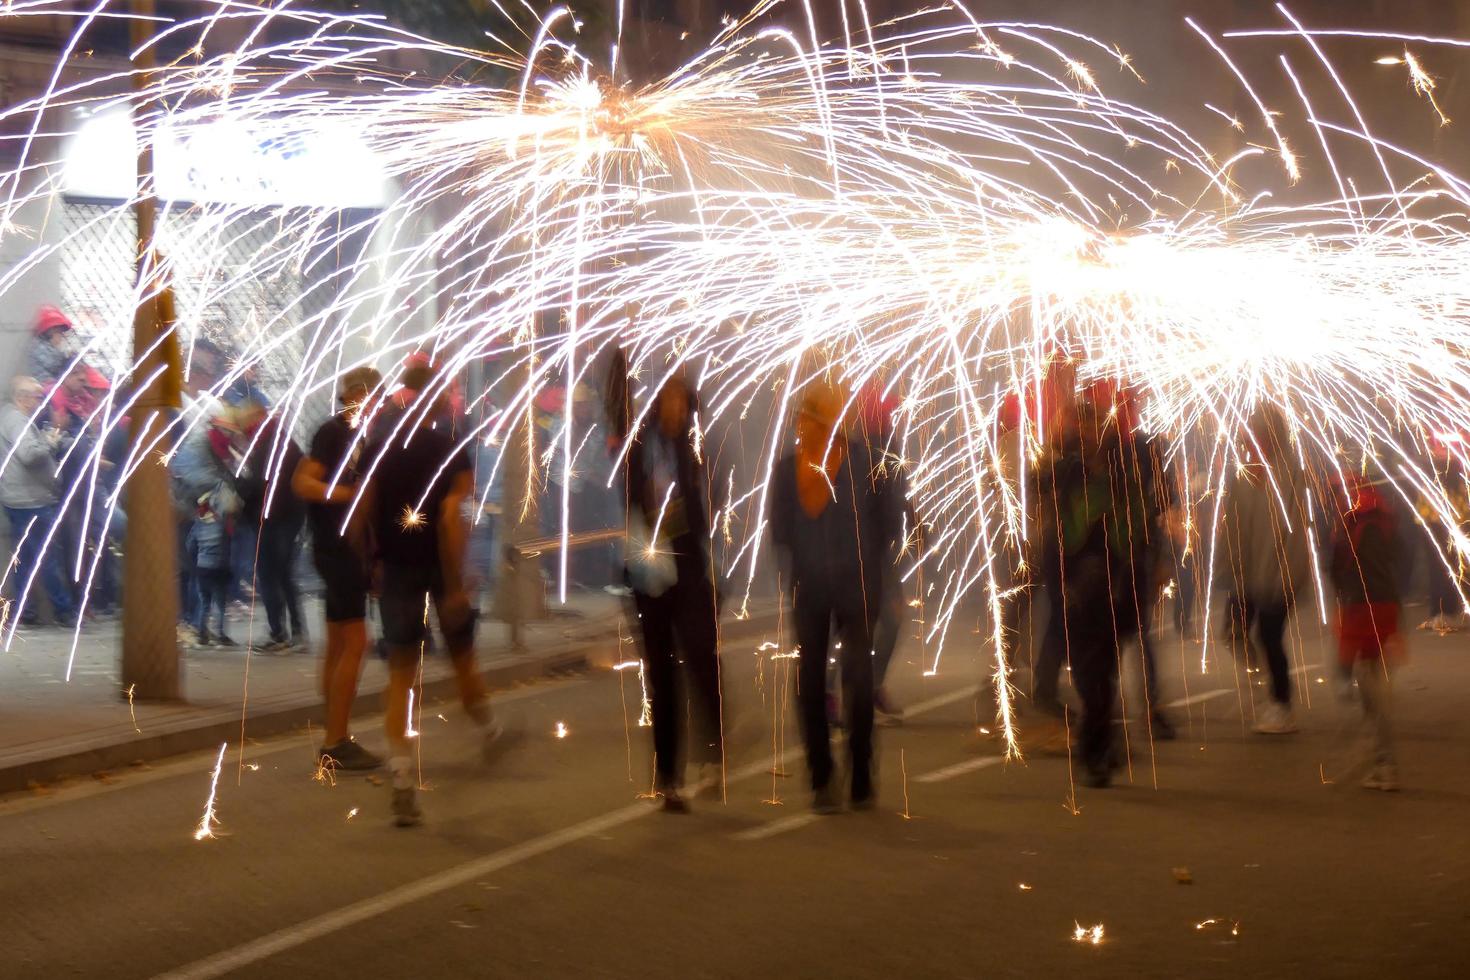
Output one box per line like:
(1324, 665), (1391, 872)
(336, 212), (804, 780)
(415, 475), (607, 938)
(193, 743), (227, 842)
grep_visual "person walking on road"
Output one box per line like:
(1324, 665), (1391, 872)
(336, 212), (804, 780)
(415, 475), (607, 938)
(293, 367), (383, 771)
(1330, 473), (1404, 791)
(618, 371), (724, 813)
(360, 369), (506, 827)
(771, 379), (901, 813)
(1216, 406), (1313, 735)
(1, 376), (75, 628)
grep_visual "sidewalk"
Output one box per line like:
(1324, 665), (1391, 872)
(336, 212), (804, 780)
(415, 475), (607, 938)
(0, 592), (782, 794)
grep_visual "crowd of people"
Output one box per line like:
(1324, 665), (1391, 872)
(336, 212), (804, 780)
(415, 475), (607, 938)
(4, 307), (1467, 823)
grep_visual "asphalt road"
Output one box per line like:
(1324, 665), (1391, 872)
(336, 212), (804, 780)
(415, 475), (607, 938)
(3, 614), (1469, 980)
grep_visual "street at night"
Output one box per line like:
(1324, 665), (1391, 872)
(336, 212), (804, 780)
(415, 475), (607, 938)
(4, 615), (1468, 979)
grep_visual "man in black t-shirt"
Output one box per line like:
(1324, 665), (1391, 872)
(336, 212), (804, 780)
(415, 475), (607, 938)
(360, 370), (505, 827)
(293, 367), (382, 771)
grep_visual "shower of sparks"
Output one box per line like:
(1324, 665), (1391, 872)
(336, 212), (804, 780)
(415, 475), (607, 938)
(1073, 922), (1105, 946)
(3, 1), (1470, 764)
(193, 742), (227, 842)
(554, 721), (570, 739)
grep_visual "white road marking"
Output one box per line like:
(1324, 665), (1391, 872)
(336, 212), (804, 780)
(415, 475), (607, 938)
(1164, 689), (1230, 709)
(154, 683), (980, 980)
(914, 755), (1003, 784)
(731, 813), (821, 841)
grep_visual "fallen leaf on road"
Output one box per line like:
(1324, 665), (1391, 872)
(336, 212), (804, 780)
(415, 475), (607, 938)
(1172, 867), (1193, 884)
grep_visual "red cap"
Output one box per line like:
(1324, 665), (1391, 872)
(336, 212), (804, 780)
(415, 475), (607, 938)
(34, 305), (73, 337)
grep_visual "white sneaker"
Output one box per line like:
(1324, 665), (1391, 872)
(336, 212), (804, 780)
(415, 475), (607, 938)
(1252, 702), (1298, 734)
(1362, 764), (1400, 792)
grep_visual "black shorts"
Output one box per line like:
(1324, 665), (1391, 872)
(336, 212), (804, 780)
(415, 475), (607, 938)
(312, 538), (369, 624)
(378, 563), (476, 656)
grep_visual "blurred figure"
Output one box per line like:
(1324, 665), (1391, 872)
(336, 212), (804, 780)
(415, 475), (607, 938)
(620, 372), (723, 812)
(1049, 403), (1130, 787)
(1216, 407), (1312, 735)
(1416, 438), (1468, 632)
(222, 364), (271, 410)
(544, 383), (617, 592)
(1329, 474), (1403, 791)
(857, 380), (911, 725)
(171, 403), (240, 635)
(294, 367), (383, 771)
(27, 306), (76, 386)
(0, 377), (74, 627)
(238, 403), (307, 652)
(361, 369), (507, 827)
(187, 489), (236, 648)
(1029, 356), (1082, 725)
(771, 379), (900, 813)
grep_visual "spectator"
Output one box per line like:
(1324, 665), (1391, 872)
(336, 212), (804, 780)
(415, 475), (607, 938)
(27, 306), (76, 386)
(237, 403), (307, 652)
(187, 489), (236, 648)
(1, 376), (75, 627)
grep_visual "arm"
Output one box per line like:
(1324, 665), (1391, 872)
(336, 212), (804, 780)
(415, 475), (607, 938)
(437, 469), (474, 596)
(291, 455), (353, 505)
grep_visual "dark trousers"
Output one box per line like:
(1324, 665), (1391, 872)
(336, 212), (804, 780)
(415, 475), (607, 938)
(177, 520), (198, 626)
(871, 567), (903, 688)
(795, 588), (875, 799)
(195, 568), (230, 638)
(258, 519), (305, 643)
(1228, 596), (1292, 705)
(3, 505), (74, 623)
(1070, 626), (1119, 776)
(633, 574), (722, 790)
(1033, 569), (1067, 714)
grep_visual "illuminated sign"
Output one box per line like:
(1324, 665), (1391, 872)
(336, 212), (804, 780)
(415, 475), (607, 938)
(62, 108), (391, 209)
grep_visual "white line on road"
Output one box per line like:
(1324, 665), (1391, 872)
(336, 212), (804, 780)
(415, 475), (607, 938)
(1164, 689), (1230, 710)
(914, 756), (1003, 784)
(154, 682), (980, 980)
(731, 813), (821, 841)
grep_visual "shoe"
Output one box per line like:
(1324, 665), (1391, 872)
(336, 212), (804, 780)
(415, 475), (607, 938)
(1252, 702), (1298, 735)
(812, 783), (842, 815)
(1361, 764), (1400, 792)
(850, 787), (876, 811)
(661, 789), (690, 814)
(320, 738), (383, 772)
(192, 632), (213, 649)
(480, 719), (521, 765)
(1149, 712), (1177, 741)
(214, 634), (239, 649)
(259, 638), (291, 653)
(875, 688), (905, 727)
(1084, 765), (1112, 789)
(391, 786), (423, 827)
(291, 633), (310, 651)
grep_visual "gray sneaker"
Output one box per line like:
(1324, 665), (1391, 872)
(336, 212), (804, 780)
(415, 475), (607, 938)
(320, 738), (383, 772)
(392, 786), (423, 827)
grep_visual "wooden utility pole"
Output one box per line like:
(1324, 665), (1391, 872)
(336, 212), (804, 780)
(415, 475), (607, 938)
(121, 0), (181, 700)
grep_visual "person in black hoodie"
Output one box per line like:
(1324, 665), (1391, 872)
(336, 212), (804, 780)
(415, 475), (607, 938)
(238, 403), (307, 651)
(618, 368), (723, 813)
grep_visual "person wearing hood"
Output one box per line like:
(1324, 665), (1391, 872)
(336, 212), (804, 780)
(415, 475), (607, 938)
(770, 378), (902, 813)
(1215, 406), (1314, 735)
(1329, 473), (1404, 791)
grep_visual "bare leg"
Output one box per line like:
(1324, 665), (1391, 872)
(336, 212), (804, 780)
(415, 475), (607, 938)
(385, 652), (418, 773)
(324, 620), (368, 744)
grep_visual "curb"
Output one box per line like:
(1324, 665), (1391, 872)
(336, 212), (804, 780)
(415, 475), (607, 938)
(0, 608), (782, 795)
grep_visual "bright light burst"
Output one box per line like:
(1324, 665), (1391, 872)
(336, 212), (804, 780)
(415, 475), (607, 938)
(4, 2), (1470, 761)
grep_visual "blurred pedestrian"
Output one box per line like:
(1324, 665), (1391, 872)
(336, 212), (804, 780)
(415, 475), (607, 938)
(857, 379), (912, 726)
(361, 369), (508, 827)
(187, 488), (236, 648)
(238, 403), (307, 652)
(619, 371), (724, 813)
(293, 367), (383, 771)
(1329, 473), (1403, 791)
(1415, 439), (1467, 632)
(0, 377), (74, 627)
(770, 379), (900, 813)
(1216, 406), (1312, 735)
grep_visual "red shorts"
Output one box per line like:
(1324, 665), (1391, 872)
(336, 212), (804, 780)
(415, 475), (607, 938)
(1336, 602), (1401, 667)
